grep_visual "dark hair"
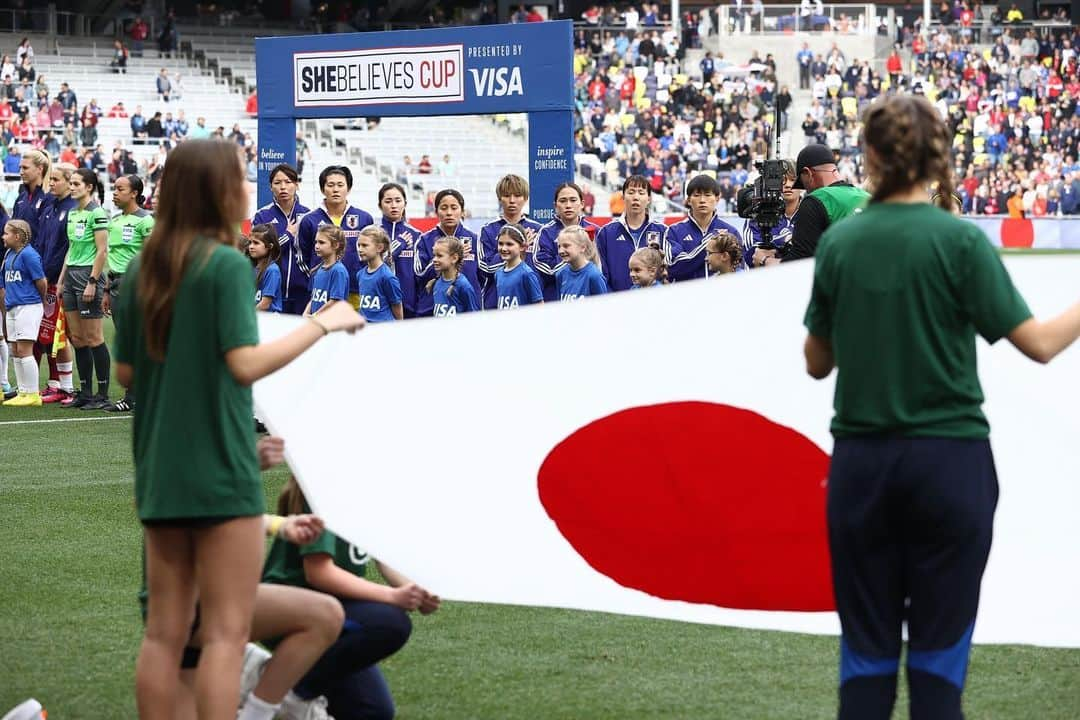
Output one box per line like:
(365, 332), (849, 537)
(378, 182), (407, 205)
(434, 188), (465, 210)
(73, 168), (100, 197)
(319, 165), (352, 191)
(862, 95), (955, 211)
(622, 175), (652, 195)
(268, 163), (299, 185)
(685, 174), (721, 197)
(553, 181), (583, 203)
(138, 140), (246, 361)
(250, 223), (281, 288)
(121, 174), (146, 207)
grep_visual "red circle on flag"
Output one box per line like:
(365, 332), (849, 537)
(537, 402), (835, 612)
(1001, 218), (1034, 248)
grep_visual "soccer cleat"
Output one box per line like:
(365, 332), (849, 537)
(41, 387), (69, 403)
(105, 397), (133, 412)
(5, 393), (42, 407)
(61, 392), (91, 408)
(238, 642), (271, 706)
(279, 692), (333, 720)
(2, 388), (16, 401)
(79, 395), (112, 411)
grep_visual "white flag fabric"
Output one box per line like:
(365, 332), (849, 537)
(254, 256), (1080, 648)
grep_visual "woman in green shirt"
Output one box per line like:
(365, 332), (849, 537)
(56, 168), (110, 409)
(803, 95), (1080, 720)
(114, 139), (364, 720)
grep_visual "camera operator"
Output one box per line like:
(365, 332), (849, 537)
(744, 159), (801, 269)
(773, 144), (869, 264)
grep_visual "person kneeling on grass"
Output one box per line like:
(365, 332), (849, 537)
(1, 220), (47, 406)
(261, 477), (441, 720)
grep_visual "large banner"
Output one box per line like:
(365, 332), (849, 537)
(254, 256), (1080, 648)
(254, 22), (575, 218)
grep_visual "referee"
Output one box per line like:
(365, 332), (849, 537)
(802, 95), (1080, 719)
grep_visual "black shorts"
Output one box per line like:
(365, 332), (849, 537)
(61, 265), (106, 318)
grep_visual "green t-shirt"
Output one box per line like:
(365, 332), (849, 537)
(803, 203), (1032, 439)
(262, 523), (369, 589)
(65, 201), (109, 267)
(811, 183), (870, 225)
(114, 241), (263, 521)
(108, 209), (154, 274)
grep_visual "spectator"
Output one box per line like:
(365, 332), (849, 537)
(146, 111), (164, 138)
(16, 56), (33, 83)
(418, 154), (433, 174)
(295, 131), (311, 177)
(107, 101), (128, 118)
(0, 55), (14, 81)
(56, 82), (77, 120)
(129, 16), (149, 56)
(581, 183), (596, 215)
(188, 116), (210, 139)
(246, 89), (258, 117)
(1005, 3), (1023, 22)
(130, 105), (147, 138)
(33, 73), (47, 101)
(438, 153), (455, 175)
(174, 109), (188, 136)
(797, 42), (813, 90)
(162, 111), (176, 137)
(229, 123), (245, 145)
(171, 73), (183, 101)
(157, 17), (178, 58)
(47, 96), (63, 128)
(14, 37), (32, 66)
(156, 68), (171, 102)
(111, 40), (129, 74)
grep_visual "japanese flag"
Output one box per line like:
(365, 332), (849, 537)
(255, 256), (1080, 648)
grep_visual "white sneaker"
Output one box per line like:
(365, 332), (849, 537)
(239, 642), (272, 706)
(278, 692), (333, 720)
(1, 699), (45, 720)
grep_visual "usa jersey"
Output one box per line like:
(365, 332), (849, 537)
(595, 216), (668, 292)
(251, 200), (310, 308)
(12, 183), (48, 253)
(432, 274), (479, 317)
(495, 262), (542, 310)
(255, 263), (283, 312)
(740, 213), (795, 270)
(382, 217), (421, 317)
(666, 214), (740, 282)
(414, 224), (480, 316)
(556, 262), (608, 301)
(356, 263), (402, 323)
(297, 204), (374, 295)
(308, 261), (348, 314)
(477, 216), (544, 310)
(3, 245), (45, 308)
(533, 217), (601, 301)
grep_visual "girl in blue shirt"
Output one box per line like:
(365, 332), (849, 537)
(355, 226), (403, 323)
(414, 189), (479, 316)
(249, 223), (283, 313)
(429, 236), (479, 317)
(628, 247), (667, 288)
(303, 226), (348, 317)
(2, 219), (47, 405)
(555, 225), (608, 302)
(495, 223), (542, 310)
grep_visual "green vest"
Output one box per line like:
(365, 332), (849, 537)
(810, 184), (870, 226)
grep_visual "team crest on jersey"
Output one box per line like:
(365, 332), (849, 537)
(645, 231), (661, 247)
(346, 215), (358, 229)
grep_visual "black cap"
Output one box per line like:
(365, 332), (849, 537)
(793, 144), (837, 189)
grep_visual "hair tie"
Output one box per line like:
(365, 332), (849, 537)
(504, 226), (527, 243)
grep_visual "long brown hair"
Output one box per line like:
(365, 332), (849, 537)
(277, 476), (306, 516)
(861, 95), (956, 211)
(250, 223), (281, 289)
(137, 140), (245, 361)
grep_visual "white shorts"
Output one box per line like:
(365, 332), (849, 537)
(7, 303), (45, 342)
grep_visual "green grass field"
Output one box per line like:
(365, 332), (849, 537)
(2, 321), (1079, 719)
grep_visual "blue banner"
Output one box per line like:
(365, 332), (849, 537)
(254, 21), (575, 210)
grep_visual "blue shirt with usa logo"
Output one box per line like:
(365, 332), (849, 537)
(556, 262), (608, 301)
(297, 204), (374, 295)
(356, 263), (402, 323)
(3, 245), (45, 308)
(495, 262), (542, 310)
(308, 261), (348, 314)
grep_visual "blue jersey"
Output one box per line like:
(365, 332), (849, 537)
(12, 184), (48, 253)
(477, 215), (544, 310)
(356, 262), (402, 323)
(432, 274), (479, 317)
(3, 245), (45, 308)
(251, 200), (310, 307)
(666, 214), (741, 282)
(556, 262), (608, 301)
(255, 263), (283, 312)
(382, 217), (421, 317)
(595, 215), (669, 292)
(309, 261), (348, 314)
(38, 195), (76, 284)
(740, 213), (795, 270)
(495, 262), (542, 310)
(534, 217), (601, 301)
(297, 205), (374, 295)
(414, 224), (479, 316)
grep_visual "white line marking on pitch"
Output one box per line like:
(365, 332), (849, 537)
(0, 415), (133, 426)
